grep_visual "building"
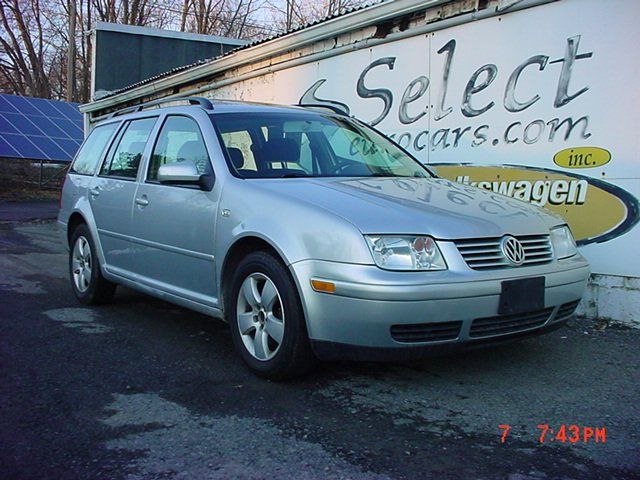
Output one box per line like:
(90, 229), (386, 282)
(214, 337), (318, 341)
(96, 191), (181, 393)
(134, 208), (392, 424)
(80, 0), (640, 325)
(92, 22), (247, 98)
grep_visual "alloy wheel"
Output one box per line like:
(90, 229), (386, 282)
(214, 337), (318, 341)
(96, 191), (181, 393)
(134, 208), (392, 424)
(72, 236), (92, 292)
(236, 272), (285, 361)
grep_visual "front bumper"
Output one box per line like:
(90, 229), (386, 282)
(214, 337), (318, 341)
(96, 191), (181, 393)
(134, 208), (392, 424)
(289, 254), (590, 360)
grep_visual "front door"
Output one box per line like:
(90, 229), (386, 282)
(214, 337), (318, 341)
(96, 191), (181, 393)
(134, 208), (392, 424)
(130, 115), (218, 305)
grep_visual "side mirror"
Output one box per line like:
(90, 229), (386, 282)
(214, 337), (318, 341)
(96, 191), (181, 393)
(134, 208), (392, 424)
(157, 161), (213, 190)
(158, 161), (200, 184)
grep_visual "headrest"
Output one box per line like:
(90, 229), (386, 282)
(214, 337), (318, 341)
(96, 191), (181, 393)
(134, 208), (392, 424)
(127, 142), (146, 155)
(260, 138), (299, 164)
(177, 140), (207, 162)
(227, 147), (245, 169)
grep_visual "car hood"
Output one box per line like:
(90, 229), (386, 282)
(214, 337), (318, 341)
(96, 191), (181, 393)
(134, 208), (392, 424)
(254, 176), (562, 239)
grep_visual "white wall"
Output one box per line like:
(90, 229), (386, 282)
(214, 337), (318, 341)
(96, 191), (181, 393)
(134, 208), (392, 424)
(205, 0), (640, 284)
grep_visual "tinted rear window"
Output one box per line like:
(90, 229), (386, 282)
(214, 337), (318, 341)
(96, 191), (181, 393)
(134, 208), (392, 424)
(70, 123), (119, 175)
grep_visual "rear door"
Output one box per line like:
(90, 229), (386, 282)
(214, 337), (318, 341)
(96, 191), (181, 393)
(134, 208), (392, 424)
(63, 120), (120, 219)
(90, 116), (158, 276)
(130, 114), (219, 304)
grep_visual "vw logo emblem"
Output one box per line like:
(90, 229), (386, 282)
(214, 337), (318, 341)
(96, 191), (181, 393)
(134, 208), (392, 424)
(501, 236), (525, 266)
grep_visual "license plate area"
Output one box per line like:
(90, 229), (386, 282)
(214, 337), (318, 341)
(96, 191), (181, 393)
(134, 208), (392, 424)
(499, 277), (545, 315)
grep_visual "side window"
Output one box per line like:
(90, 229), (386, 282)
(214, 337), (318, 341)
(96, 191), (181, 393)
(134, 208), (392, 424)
(285, 132), (312, 172)
(70, 122), (118, 175)
(220, 130), (257, 172)
(299, 134), (313, 170)
(148, 116), (211, 181)
(325, 125), (408, 173)
(100, 117), (156, 179)
(325, 126), (361, 161)
(218, 125), (312, 174)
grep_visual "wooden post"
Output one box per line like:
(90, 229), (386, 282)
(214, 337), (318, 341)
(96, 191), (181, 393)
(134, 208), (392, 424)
(66, 0), (76, 101)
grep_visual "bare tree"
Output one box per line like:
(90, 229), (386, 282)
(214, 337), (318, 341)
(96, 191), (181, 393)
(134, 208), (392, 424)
(92, 0), (175, 26)
(181, 0), (240, 36)
(0, 0), (367, 101)
(0, 0), (52, 97)
(268, 0), (365, 31)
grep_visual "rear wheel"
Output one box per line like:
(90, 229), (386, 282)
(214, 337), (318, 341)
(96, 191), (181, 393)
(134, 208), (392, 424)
(69, 224), (116, 305)
(228, 251), (316, 380)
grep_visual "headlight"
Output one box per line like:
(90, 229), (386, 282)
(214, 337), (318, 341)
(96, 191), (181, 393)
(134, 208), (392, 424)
(365, 235), (447, 271)
(550, 226), (577, 259)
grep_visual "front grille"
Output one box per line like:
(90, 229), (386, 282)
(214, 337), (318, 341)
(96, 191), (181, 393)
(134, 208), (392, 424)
(556, 300), (580, 320)
(455, 234), (553, 270)
(391, 321), (462, 343)
(469, 308), (554, 338)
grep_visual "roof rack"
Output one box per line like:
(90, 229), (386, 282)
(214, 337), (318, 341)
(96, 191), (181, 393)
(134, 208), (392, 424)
(296, 103), (350, 116)
(108, 96), (214, 118)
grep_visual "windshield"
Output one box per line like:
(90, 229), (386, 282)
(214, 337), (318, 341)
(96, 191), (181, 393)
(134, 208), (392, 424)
(211, 112), (433, 179)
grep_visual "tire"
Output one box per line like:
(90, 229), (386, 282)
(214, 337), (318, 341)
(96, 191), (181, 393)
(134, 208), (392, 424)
(69, 223), (117, 305)
(228, 251), (316, 380)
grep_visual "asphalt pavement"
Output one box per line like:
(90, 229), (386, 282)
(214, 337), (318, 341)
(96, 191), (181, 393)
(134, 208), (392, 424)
(0, 202), (638, 479)
(0, 200), (58, 223)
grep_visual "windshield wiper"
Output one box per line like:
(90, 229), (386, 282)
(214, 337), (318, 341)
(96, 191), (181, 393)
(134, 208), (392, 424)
(279, 172), (311, 178)
(368, 172), (417, 178)
(367, 171), (428, 178)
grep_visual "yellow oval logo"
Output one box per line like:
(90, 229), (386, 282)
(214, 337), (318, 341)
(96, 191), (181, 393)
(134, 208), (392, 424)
(430, 163), (639, 245)
(553, 147), (611, 169)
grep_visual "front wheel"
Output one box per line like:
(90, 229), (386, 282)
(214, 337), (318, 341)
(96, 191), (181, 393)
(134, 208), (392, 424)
(69, 224), (116, 305)
(228, 251), (316, 380)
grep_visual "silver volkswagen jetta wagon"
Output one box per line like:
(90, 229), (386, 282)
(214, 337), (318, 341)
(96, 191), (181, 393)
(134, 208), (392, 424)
(58, 97), (590, 379)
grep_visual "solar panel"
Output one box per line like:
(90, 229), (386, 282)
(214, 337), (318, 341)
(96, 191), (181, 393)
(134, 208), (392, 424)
(0, 115), (21, 135)
(0, 96), (19, 113)
(1, 133), (46, 159)
(0, 93), (84, 162)
(0, 136), (20, 157)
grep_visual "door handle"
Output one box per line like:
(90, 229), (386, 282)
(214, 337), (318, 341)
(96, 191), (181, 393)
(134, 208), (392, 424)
(89, 187), (100, 197)
(135, 196), (149, 207)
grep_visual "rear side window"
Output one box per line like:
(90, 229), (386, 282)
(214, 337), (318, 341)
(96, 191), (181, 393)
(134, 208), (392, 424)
(70, 123), (118, 175)
(148, 116), (211, 181)
(100, 117), (156, 179)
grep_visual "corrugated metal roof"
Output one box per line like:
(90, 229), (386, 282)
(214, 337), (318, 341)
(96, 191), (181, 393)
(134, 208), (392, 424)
(100, 0), (384, 99)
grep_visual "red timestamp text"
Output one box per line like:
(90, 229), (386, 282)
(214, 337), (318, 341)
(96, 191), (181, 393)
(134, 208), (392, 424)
(498, 424), (606, 444)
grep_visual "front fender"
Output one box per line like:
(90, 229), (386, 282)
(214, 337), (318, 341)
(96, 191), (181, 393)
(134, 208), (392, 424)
(214, 180), (374, 286)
